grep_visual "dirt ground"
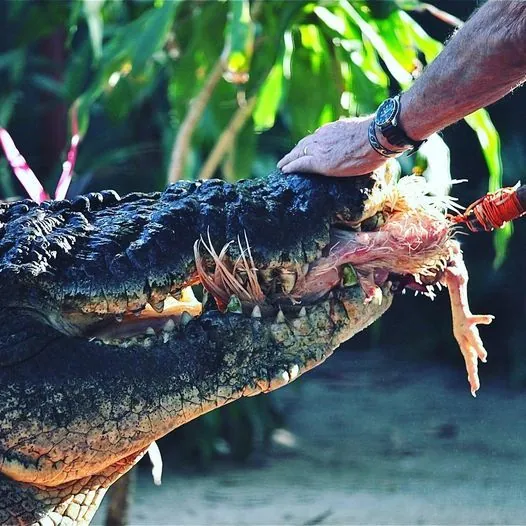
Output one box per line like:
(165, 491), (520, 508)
(94, 349), (526, 525)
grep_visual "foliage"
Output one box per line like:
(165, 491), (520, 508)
(0, 0), (508, 261)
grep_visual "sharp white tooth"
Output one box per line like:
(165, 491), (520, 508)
(289, 364), (300, 380)
(180, 286), (197, 303)
(163, 319), (175, 332)
(414, 291), (419, 296)
(280, 370), (290, 383)
(402, 289), (406, 295)
(162, 332), (170, 344)
(280, 271), (296, 294)
(151, 300), (165, 313)
(436, 282), (442, 291)
(372, 287), (383, 305)
(414, 274), (422, 284)
(226, 295), (242, 314)
(299, 307), (307, 317)
(276, 309), (286, 323)
(259, 268), (274, 285)
(181, 311), (193, 326)
(146, 327), (156, 335)
(115, 314), (123, 322)
(251, 305), (262, 318)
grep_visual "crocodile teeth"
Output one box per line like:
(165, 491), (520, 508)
(180, 311), (193, 326)
(259, 268), (274, 285)
(251, 305), (262, 318)
(162, 332), (170, 344)
(275, 309), (286, 323)
(227, 295), (242, 314)
(289, 364), (300, 380)
(146, 327), (156, 335)
(180, 286), (197, 303)
(280, 271), (296, 294)
(298, 307), (307, 317)
(163, 319), (175, 332)
(150, 300), (165, 313)
(281, 370), (290, 382)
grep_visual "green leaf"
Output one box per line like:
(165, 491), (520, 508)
(15, 2), (70, 46)
(0, 93), (20, 128)
(223, 0), (255, 84)
(464, 109), (502, 193)
(374, 12), (419, 73)
(367, 0), (399, 19)
(74, 1), (179, 133)
(285, 25), (342, 139)
(83, 0), (105, 61)
(397, 11), (443, 63)
(30, 74), (66, 98)
(464, 108), (509, 268)
(253, 63), (284, 132)
(340, 0), (413, 88)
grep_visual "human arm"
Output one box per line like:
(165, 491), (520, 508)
(277, 0), (526, 177)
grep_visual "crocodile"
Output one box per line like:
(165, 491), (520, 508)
(0, 168), (491, 525)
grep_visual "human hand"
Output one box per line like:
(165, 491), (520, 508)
(277, 117), (389, 177)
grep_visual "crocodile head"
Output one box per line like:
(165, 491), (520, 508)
(0, 167), (472, 524)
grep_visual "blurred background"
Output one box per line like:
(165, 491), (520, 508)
(1, 0), (526, 524)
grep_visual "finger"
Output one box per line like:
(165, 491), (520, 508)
(277, 148), (301, 169)
(277, 138), (311, 169)
(280, 156), (316, 174)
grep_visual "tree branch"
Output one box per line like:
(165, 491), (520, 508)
(198, 96), (256, 181)
(167, 58), (225, 183)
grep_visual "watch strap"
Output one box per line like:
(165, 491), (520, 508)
(368, 120), (404, 158)
(375, 95), (427, 153)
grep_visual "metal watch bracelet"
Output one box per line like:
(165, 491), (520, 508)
(367, 120), (404, 158)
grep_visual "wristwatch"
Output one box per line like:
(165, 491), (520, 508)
(371, 95), (426, 156)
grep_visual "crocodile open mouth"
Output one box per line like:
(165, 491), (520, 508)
(64, 176), (450, 341)
(47, 174), (491, 395)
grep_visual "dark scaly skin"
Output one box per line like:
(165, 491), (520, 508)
(0, 171), (373, 317)
(0, 172), (392, 524)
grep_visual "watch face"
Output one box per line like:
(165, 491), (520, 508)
(375, 98), (397, 127)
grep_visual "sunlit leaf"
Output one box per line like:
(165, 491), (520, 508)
(83, 0), (105, 61)
(285, 25), (341, 139)
(340, 0), (413, 88)
(314, 5), (347, 35)
(253, 64), (284, 132)
(415, 133), (451, 197)
(374, 12), (419, 73)
(464, 108), (509, 268)
(464, 109), (502, 193)
(223, 0), (255, 85)
(397, 11), (443, 63)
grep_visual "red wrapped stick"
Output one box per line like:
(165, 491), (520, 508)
(450, 184), (526, 232)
